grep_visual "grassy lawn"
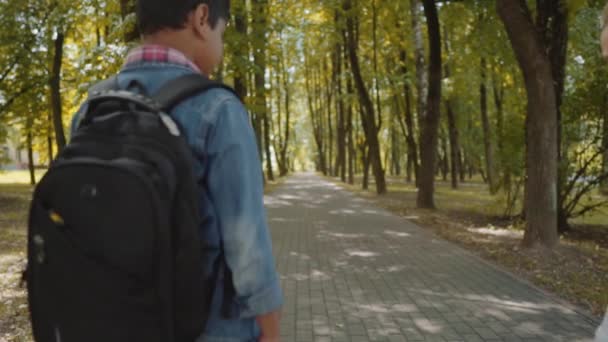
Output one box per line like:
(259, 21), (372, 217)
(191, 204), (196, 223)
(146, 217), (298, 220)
(328, 174), (608, 318)
(0, 170), (286, 341)
(0, 170), (46, 185)
(0, 176), (33, 342)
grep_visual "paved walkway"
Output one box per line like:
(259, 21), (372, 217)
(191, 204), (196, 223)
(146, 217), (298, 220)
(265, 173), (598, 342)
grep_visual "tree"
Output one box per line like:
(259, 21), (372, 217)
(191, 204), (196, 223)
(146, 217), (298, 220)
(497, 0), (559, 248)
(252, 0), (274, 181)
(49, 30), (66, 152)
(417, 0), (442, 209)
(343, 0), (386, 194)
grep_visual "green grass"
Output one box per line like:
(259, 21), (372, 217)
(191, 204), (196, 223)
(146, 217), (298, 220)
(0, 170), (46, 185)
(382, 175), (608, 228)
(0, 182), (31, 341)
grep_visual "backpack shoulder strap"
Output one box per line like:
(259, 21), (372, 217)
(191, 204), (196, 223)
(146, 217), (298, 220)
(87, 75), (120, 96)
(153, 74), (240, 112)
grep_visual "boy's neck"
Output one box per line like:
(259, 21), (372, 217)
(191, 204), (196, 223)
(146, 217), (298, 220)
(142, 31), (197, 65)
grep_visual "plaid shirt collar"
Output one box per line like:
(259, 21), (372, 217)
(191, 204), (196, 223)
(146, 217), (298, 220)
(123, 44), (201, 73)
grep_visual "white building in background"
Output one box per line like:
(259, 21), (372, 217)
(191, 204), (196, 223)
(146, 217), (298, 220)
(0, 136), (40, 170)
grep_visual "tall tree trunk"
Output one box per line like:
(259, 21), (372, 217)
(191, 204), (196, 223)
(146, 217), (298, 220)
(234, 1), (248, 100)
(280, 47), (291, 177)
(411, 0), (427, 142)
(25, 113), (36, 185)
(334, 39), (346, 182)
(602, 93), (608, 195)
(391, 112), (401, 176)
(417, 0), (442, 209)
(50, 30), (66, 152)
(306, 55), (327, 175)
(535, 0), (569, 233)
(443, 28), (459, 189)
(263, 112), (274, 181)
(362, 145), (370, 190)
(497, 0), (559, 249)
(324, 57), (334, 177)
(480, 57), (497, 193)
(372, 0), (382, 131)
(344, 0), (386, 194)
(493, 73), (509, 189)
(459, 148), (466, 182)
(272, 68), (283, 175)
(446, 101), (460, 189)
(47, 112), (53, 164)
(27, 124), (36, 185)
(346, 68), (356, 185)
(252, 0), (272, 180)
(441, 133), (449, 182)
(399, 49), (420, 185)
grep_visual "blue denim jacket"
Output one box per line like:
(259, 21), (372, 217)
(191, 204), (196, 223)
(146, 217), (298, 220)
(70, 61), (283, 341)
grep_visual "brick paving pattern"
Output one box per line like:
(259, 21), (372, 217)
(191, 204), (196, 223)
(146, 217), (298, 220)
(265, 173), (598, 342)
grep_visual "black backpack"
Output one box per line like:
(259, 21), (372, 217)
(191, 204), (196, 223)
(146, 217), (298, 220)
(26, 74), (235, 342)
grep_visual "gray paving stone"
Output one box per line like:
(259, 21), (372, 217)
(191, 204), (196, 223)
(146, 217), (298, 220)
(266, 174), (598, 342)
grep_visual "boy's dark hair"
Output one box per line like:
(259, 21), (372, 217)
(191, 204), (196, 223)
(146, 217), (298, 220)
(137, 0), (230, 35)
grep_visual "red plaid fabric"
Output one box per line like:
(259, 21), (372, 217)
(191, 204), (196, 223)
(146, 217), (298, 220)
(124, 45), (200, 73)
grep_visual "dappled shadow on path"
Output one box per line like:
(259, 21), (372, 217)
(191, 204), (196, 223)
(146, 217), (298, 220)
(266, 173), (597, 341)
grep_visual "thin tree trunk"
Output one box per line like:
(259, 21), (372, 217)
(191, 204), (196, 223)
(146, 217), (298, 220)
(480, 57), (497, 193)
(443, 28), (459, 189)
(362, 145), (370, 190)
(272, 68), (284, 175)
(441, 132), (449, 182)
(493, 73), (508, 188)
(252, 0), (272, 180)
(234, 1), (248, 100)
(47, 112), (53, 164)
(26, 122), (36, 185)
(417, 0), (442, 209)
(497, 0), (559, 249)
(324, 57), (334, 177)
(602, 93), (608, 194)
(346, 67), (356, 185)
(391, 112), (401, 176)
(50, 30), (66, 152)
(344, 0), (386, 194)
(306, 57), (326, 175)
(446, 101), (460, 189)
(334, 38), (346, 182)
(399, 49), (420, 186)
(411, 0), (427, 142)
(372, 0), (382, 131)
(280, 46), (291, 177)
(459, 148), (466, 182)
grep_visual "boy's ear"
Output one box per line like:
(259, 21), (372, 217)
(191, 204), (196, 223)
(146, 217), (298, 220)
(191, 3), (210, 40)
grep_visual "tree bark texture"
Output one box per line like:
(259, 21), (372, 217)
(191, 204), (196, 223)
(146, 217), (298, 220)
(344, 0), (386, 194)
(50, 31), (66, 152)
(233, 1), (249, 100)
(27, 129), (36, 185)
(497, 0), (559, 249)
(480, 57), (497, 193)
(417, 0), (442, 209)
(252, 0), (273, 181)
(411, 0), (427, 139)
(443, 29), (459, 189)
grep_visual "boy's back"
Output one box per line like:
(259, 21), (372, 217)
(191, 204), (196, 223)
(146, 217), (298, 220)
(69, 1), (283, 340)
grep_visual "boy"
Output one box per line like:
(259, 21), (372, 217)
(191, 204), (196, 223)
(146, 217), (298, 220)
(71, 0), (283, 341)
